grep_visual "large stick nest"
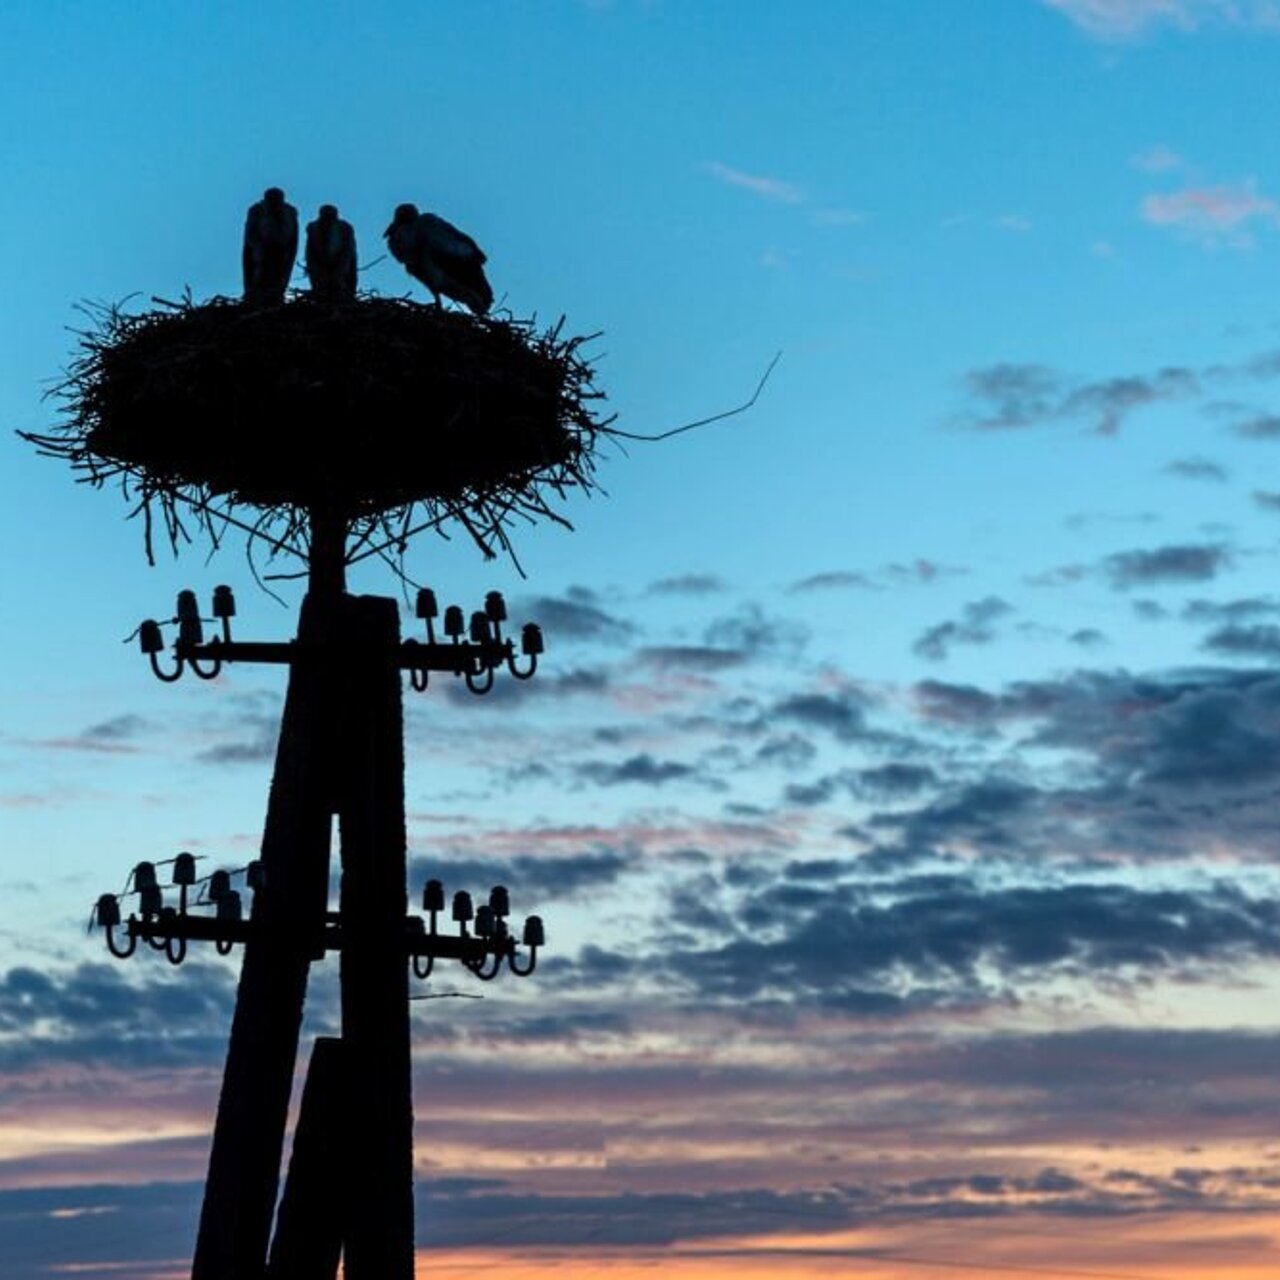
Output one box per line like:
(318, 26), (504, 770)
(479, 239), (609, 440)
(23, 296), (609, 570)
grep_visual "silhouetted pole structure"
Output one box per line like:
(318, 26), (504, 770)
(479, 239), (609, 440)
(59, 293), (575, 1280)
(337, 594), (415, 1278)
(193, 528), (417, 1280)
(193, 551), (346, 1280)
(308, 502), (347, 599)
(103, 561), (548, 1280)
(266, 1038), (345, 1278)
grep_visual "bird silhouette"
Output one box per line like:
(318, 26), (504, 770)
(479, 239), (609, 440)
(384, 203), (493, 315)
(242, 187), (298, 305)
(305, 204), (357, 301)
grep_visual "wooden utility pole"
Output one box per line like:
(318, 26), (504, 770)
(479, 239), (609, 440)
(195, 523), (415, 1280)
(336, 594), (415, 1278)
(193, 584), (340, 1280)
(266, 1037), (346, 1279)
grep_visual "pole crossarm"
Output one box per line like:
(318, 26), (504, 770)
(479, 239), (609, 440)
(137, 584), (543, 693)
(121, 912), (526, 963)
(93, 861), (545, 979)
(167, 636), (516, 676)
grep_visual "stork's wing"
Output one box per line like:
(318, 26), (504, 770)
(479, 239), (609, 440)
(419, 213), (487, 264)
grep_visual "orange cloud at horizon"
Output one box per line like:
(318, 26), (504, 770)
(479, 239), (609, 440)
(404, 1213), (1280, 1280)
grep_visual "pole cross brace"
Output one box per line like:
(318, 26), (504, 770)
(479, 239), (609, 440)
(139, 585), (542, 692)
(123, 913), (514, 961)
(169, 636), (516, 677)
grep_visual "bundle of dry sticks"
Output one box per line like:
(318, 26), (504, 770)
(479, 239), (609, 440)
(23, 295), (610, 574)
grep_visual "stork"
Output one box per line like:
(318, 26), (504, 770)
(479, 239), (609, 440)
(242, 187), (298, 305)
(384, 203), (494, 315)
(305, 204), (358, 301)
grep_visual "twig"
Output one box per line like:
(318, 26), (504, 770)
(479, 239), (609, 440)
(604, 350), (781, 442)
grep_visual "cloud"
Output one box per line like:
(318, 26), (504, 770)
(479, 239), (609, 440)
(0, 960), (236, 1072)
(409, 850), (637, 901)
(22, 569), (1280, 1280)
(773, 689), (877, 743)
(913, 678), (1003, 726)
(1049, 670), (1280, 789)
(957, 362), (1196, 433)
(636, 645), (747, 672)
(1142, 181), (1280, 247)
(872, 776), (1043, 856)
(575, 754), (699, 788)
(0, 1180), (202, 1280)
(5, 1150), (1280, 1273)
(1164, 456), (1228, 481)
(789, 562), (964, 593)
(82, 714), (148, 743)
(884, 559), (966, 584)
(1043, 0), (1202, 39)
(902, 665), (1280, 867)
(782, 771), (857, 807)
(1044, 0), (1280, 40)
(193, 690), (281, 765)
(1132, 144), (1188, 173)
(985, 343), (1280, 446)
(1182, 596), (1280, 622)
(1232, 412), (1280, 437)
(1242, 348), (1280, 377)
(703, 161), (803, 204)
(703, 603), (807, 659)
(959, 363), (1062, 430)
(855, 763), (939, 798)
(1103, 543), (1229, 588)
(1065, 510), (1161, 532)
(1201, 623), (1280, 657)
(438, 665), (610, 710)
(1060, 368), (1199, 434)
(197, 739), (275, 765)
(812, 207), (866, 226)
(518, 589), (633, 643)
(913, 597), (1013, 661)
(754, 732), (818, 770)
(890, 1024), (1280, 1099)
(6, 1023), (1280, 1278)
(658, 873), (1280, 1010)
(31, 713), (152, 756)
(646, 573), (727, 596)
(789, 570), (876, 593)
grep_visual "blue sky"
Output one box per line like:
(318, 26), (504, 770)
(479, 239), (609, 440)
(6, 2), (1280, 1277)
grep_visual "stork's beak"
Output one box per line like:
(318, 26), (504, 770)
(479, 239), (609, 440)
(383, 223), (394, 239)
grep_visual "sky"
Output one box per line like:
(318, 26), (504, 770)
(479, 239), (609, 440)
(6, 0), (1280, 1276)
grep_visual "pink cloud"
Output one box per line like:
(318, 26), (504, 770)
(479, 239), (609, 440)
(1142, 180), (1280, 246)
(1044, 0), (1280, 39)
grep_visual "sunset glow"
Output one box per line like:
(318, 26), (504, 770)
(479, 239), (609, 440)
(5, 0), (1280, 1276)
